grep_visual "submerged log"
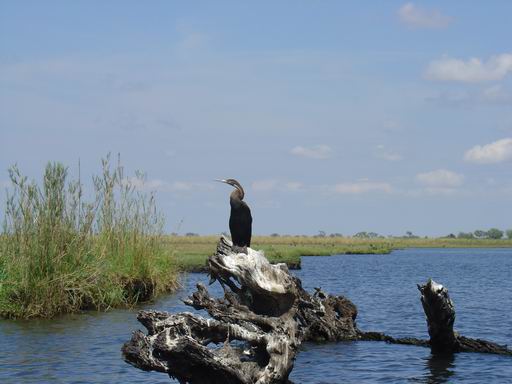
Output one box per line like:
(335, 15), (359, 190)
(122, 238), (511, 383)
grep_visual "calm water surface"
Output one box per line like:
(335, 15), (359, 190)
(1, 248), (511, 383)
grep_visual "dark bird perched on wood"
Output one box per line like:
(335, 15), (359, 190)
(216, 178), (252, 253)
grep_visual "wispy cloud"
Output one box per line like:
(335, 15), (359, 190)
(379, 152), (403, 161)
(290, 145), (332, 159)
(252, 179), (303, 192)
(164, 149), (177, 158)
(464, 138), (512, 164)
(398, 3), (452, 29)
(382, 119), (403, 133)
(175, 22), (211, 53)
(252, 179), (279, 192)
(124, 177), (213, 193)
(481, 84), (512, 104)
(376, 145), (403, 161)
(427, 85), (512, 107)
(333, 181), (392, 195)
(416, 169), (464, 187)
(285, 181), (303, 191)
(419, 187), (460, 196)
(426, 53), (512, 83)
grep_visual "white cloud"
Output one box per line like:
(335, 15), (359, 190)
(416, 169), (464, 187)
(333, 181), (392, 195)
(426, 53), (512, 83)
(464, 138), (512, 164)
(398, 3), (451, 29)
(290, 145), (333, 159)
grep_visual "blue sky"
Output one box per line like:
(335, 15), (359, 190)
(1, 1), (511, 236)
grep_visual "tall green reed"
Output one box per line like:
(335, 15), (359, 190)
(0, 155), (176, 319)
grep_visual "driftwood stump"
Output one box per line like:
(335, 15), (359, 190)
(123, 237), (359, 383)
(418, 279), (511, 356)
(122, 238), (511, 383)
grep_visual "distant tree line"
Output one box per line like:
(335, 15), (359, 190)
(170, 229), (512, 239)
(451, 228), (512, 240)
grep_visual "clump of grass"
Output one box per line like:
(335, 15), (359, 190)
(0, 156), (177, 319)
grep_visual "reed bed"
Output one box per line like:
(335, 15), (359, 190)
(0, 157), (177, 319)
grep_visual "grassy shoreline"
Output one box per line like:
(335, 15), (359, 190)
(170, 236), (512, 272)
(2, 231), (511, 318)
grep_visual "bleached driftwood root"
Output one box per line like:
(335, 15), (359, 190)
(123, 236), (359, 384)
(418, 279), (511, 356)
(122, 238), (511, 384)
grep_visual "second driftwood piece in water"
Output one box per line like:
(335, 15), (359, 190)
(418, 279), (511, 356)
(123, 236), (360, 384)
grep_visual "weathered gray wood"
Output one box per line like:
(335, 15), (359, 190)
(122, 236), (359, 384)
(418, 279), (511, 355)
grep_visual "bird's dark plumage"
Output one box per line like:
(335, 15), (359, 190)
(217, 178), (252, 249)
(229, 198), (252, 248)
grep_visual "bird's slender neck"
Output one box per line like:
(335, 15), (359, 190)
(230, 185), (244, 201)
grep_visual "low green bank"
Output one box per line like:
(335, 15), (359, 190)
(168, 236), (393, 272)
(169, 235), (512, 272)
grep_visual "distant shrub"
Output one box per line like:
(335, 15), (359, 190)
(487, 228), (504, 239)
(473, 230), (488, 238)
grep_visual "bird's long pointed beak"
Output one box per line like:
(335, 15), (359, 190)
(214, 179), (227, 184)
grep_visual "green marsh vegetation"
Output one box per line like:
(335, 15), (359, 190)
(169, 235), (394, 271)
(170, 234), (512, 272)
(0, 156), (177, 319)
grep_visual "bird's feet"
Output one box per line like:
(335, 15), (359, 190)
(231, 245), (248, 254)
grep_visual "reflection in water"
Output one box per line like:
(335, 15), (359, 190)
(424, 353), (455, 384)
